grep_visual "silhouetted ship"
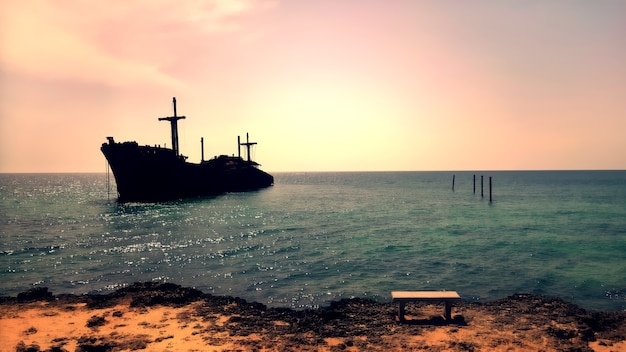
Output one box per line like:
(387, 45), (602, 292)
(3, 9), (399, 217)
(101, 97), (274, 202)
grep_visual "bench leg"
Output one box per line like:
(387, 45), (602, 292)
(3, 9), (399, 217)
(444, 301), (452, 321)
(397, 302), (406, 321)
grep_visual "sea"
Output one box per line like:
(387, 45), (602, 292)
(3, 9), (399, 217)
(1, 171), (625, 311)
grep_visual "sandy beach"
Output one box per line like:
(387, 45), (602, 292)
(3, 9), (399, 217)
(1, 282), (624, 352)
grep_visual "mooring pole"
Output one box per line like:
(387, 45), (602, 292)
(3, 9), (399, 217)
(452, 174), (455, 191)
(489, 176), (493, 203)
(106, 161), (110, 202)
(481, 175), (484, 198)
(473, 174), (476, 194)
(237, 136), (241, 158)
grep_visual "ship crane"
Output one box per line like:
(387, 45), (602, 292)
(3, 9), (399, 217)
(158, 97), (186, 156)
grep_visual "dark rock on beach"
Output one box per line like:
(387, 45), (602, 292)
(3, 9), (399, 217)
(1, 282), (625, 351)
(16, 287), (54, 303)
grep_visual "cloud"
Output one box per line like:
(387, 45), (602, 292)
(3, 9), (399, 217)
(178, 0), (278, 32)
(0, 0), (277, 88)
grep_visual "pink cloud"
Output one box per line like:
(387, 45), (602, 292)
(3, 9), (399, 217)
(0, 1), (278, 87)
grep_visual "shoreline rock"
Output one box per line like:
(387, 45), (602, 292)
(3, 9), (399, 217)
(1, 282), (625, 351)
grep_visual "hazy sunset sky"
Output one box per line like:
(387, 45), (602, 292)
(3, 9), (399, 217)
(1, 1), (625, 172)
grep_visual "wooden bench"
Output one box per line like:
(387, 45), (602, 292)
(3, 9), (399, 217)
(391, 291), (461, 321)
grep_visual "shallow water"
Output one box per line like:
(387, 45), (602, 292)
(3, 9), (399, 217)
(1, 171), (625, 311)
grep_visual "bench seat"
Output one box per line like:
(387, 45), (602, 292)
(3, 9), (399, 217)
(391, 291), (461, 321)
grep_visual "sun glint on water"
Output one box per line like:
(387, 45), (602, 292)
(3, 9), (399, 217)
(1, 171), (625, 311)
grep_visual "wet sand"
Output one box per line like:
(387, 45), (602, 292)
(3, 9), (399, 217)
(1, 282), (624, 351)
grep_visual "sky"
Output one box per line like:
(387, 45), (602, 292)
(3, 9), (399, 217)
(1, 0), (625, 173)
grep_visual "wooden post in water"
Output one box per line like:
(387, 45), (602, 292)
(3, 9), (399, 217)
(473, 174), (476, 194)
(106, 161), (110, 202)
(481, 175), (484, 198)
(452, 174), (455, 191)
(489, 176), (493, 203)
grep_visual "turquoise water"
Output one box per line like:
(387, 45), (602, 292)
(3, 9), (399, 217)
(1, 171), (625, 311)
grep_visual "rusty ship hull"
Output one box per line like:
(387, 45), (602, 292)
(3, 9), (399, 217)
(101, 97), (273, 202)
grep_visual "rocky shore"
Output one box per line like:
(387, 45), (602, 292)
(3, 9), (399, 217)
(1, 282), (624, 351)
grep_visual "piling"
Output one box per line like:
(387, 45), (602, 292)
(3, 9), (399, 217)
(473, 174), (476, 194)
(106, 161), (112, 203)
(452, 174), (455, 191)
(481, 175), (484, 198)
(489, 176), (493, 203)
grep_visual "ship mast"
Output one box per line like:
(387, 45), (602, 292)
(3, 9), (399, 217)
(239, 133), (257, 162)
(158, 97), (186, 156)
